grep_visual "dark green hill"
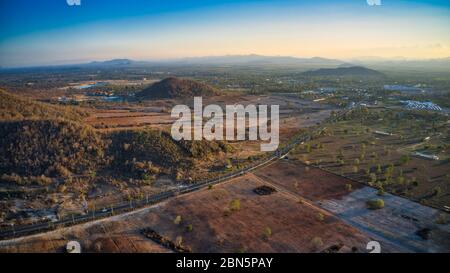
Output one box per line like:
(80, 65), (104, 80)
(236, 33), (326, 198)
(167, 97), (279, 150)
(109, 130), (229, 171)
(136, 77), (218, 99)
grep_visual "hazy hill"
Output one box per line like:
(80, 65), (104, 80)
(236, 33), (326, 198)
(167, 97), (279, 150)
(351, 57), (450, 73)
(87, 58), (135, 67)
(4, 56), (449, 73)
(302, 66), (385, 77)
(136, 77), (219, 99)
(0, 89), (86, 121)
(172, 54), (345, 68)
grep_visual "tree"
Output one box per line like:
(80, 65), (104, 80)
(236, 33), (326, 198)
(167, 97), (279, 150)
(263, 227), (272, 239)
(317, 213), (325, 221)
(369, 173), (377, 183)
(174, 215), (182, 225)
(186, 224), (193, 232)
(345, 184), (352, 192)
(229, 199), (241, 211)
(305, 144), (312, 153)
(175, 236), (183, 248)
(311, 237), (324, 250)
(399, 155), (410, 165)
(366, 199), (384, 210)
(376, 164), (382, 174)
(433, 186), (442, 197)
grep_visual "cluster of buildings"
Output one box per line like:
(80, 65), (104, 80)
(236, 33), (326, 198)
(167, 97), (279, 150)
(400, 100), (442, 111)
(58, 94), (121, 103)
(384, 85), (425, 93)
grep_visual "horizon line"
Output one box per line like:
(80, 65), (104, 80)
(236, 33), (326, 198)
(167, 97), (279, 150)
(2, 54), (450, 70)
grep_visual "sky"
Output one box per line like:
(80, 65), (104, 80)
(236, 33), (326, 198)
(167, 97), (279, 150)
(0, 0), (449, 67)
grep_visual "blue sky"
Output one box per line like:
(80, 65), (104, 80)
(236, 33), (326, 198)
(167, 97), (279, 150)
(0, 0), (449, 67)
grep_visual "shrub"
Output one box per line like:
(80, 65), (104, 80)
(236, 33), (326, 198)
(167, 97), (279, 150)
(366, 199), (385, 210)
(229, 199), (241, 211)
(345, 184), (352, 192)
(223, 207), (231, 217)
(305, 144), (312, 153)
(175, 236), (183, 248)
(317, 213), (325, 221)
(263, 227), (272, 239)
(174, 215), (182, 225)
(396, 176), (405, 185)
(399, 155), (410, 165)
(186, 224), (193, 232)
(433, 186), (442, 197)
(311, 237), (324, 250)
(376, 164), (382, 174)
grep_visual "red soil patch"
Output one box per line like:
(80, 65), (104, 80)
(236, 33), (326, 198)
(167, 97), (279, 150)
(136, 173), (373, 253)
(254, 160), (364, 202)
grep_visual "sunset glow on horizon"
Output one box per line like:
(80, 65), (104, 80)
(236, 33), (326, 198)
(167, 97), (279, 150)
(0, 0), (449, 67)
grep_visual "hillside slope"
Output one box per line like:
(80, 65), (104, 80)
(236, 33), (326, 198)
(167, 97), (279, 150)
(0, 120), (105, 177)
(0, 89), (86, 121)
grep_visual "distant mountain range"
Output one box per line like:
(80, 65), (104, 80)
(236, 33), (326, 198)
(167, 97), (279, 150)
(168, 54), (344, 67)
(2, 55), (450, 72)
(77, 55), (346, 69)
(349, 57), (450, 72)
(302, 66), (385, 77)
(87, 59), (135, 66)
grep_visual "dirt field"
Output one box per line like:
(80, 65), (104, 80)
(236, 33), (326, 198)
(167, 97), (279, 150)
(254, 160), (450, 252)
(253, 160), (364, 201)
(0, 168), (384, 253)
